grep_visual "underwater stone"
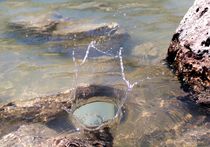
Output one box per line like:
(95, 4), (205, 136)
(52, 22), (119, 40)
(0, 123), (113, 147)
(46, 31), (130, 58)
(9, 14), (59, 34)
(0, 124), (57, 147)
(0, 85), (121, 146)
(9, 14), (119, 40)
(0, 88), (73, 138)
(167, 0), (210, 104)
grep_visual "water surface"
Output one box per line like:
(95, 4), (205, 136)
(1, 0), (205, 146)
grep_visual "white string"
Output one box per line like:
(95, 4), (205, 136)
(80, 41), (95, 65)
(119, 47), (137, 91)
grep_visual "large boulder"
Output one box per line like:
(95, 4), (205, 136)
(167, 0), (210, 105)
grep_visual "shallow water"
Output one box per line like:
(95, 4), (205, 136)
(73, 100), (117, 127)
(1, 0), (208, 146)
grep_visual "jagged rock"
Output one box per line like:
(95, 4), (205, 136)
(166, 0), (210, 104)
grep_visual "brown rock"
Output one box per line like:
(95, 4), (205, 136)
(166, 0), (210, 105)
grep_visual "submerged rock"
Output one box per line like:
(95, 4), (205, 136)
(8, 13), (119, 42)
(0, 124), (57, 147)
(139, 127), (210, 147)
(0, 88), (73, 138)
(8, 13), (131, 58)
(7, 13), (127, 56)
(138, 97), (210, 147)
(46, 31), (131, 58)
(9, 14), (59, 34)
(52, 21), (119, 40)
(0, 123), (113, 147)
(0, 85), (123, 146)
(50, 127), (113, 147)
(166, 0), (210, 105)
(131, 42), (164, 64)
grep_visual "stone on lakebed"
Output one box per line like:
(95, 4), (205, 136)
(9, 13), (119, 40)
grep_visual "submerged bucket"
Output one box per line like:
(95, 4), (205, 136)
(69, 85), (126, 131)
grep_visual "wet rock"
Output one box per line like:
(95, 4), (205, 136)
(0, 85), (122, 146)
(132, 42), (158, 57)
(8, 14), (119, 42)
(131, 42), (163, 64)
(0, 124), (57, 147)
(52, 21), (119, 40)
(166, 0), (210, 105)
(8, 14), (129, 58)
(51, 127), (113, 147)
(46, 31), (131, 58)
(165, 126), (210, 147)
(0, 123), (113, 147)
(139, 114), (210, 147)
(0, 88), (73, 137)
(9, 14), (59, 34)
(196, 88), (210, 105)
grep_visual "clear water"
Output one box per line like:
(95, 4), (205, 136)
(1, 0), (208, 146)
(73, 101), (117, 128)
(0, 0), (193, 102)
